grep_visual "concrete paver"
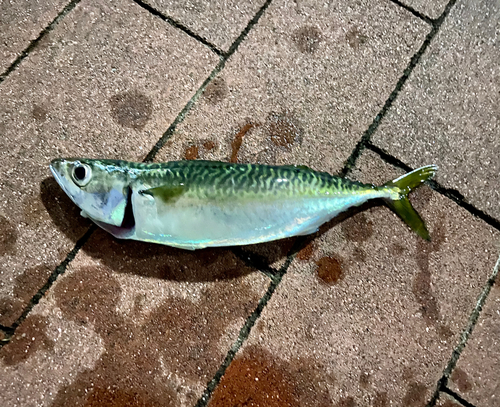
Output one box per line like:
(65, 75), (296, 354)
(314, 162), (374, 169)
(0, 0), (218, 326)
(155, 0), (430, 266)
(143, 0), (265, 52)
(0, 0), (68, 73)
(211, 151), (499, 406)
(0, 232), (270, 406)
(401, 0), (448, 19)
(448, 259), (500, 407)
(374, 0), (500, 221)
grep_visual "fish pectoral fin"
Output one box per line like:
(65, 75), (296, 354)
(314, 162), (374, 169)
(139, 184), (186, 204)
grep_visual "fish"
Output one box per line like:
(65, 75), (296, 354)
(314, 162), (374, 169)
(49, 158), (438, 250)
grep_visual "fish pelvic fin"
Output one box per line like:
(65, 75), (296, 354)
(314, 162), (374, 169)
(382, 165), (438, 241)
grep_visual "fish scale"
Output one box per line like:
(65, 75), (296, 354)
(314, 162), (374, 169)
(50, 158), (438, 249)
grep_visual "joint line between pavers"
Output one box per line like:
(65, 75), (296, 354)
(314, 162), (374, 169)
(388, 0), (435, 25)
(0, 225), (97, 350)
(366, 142), (500, 233)
(340, 0), (459, 178)
(131, 0), (224, 56)
(441, 386), (478, 407)
(0, 0), (82, 85)
(427, 254), (500, 406)
(194, 272), (286, 407)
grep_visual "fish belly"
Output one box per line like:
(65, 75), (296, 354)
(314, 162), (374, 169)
(130, 192), (371, 249)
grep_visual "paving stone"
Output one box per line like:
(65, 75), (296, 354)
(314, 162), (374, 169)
(0, 0), (68, 74)
(144, 0), (265, 51)
(374, 0), (500, 220)
(400, 0), (448, 19)
(0, 231), (269, 406)
(0, 0), (218, 326)
(155, 0), (429, 267)
(436, 392), (465, 406)
(448, 257), (500, 407)
(210, 151), (499, 406)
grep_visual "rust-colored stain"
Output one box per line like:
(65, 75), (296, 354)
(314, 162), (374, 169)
(451, 367), (472, 393)
(402, 382), (427, 407)
(203, 140), (216, 151)
(230, 122), (256, 163)
(0, 215), (17, 256)
(209, 345), (332, 407)
(204, 77), (229, 105)
(297, 241), (315, 261)
(267, 111), (303, 149)
(293, 25), (322, 54)
(0, 314), (54, 365)
(48, 260), (260, 406)
(109, 90), (152, 130)
(32, 104), (48, 121)
(315, 256), (343, 285)
(341, 212), (374, 243)
(184, 144), (199, 160)
(346, 27), (368, 49)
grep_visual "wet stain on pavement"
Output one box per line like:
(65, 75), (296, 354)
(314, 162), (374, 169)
(402, 382), (427, 407)
(0, 215), (17, 256)
(13, 263), (53, 303)
(266, 111), (303, 149)
(184, 144), (199, 160)
(373, 392), (388, 407)
(359, 372), (370, 389)
(32, 104), (48, 122)
(293, 25), (322, 54)
(109, 90), (152, 130)
(315, 256), (343, 285)
(0, 297), (24, 326)
(335, 396), (356, 407)
(209, 345), (332, 406)
(231, 122), (257, 163)
(451, 367), (472, 392)
(341, 212), (374, 243)
(0, 314), (54, 365)
(50, 264), (261, 406)
(203, 140), (216, 151)
(346, 27), (368, 49)
(297, 241), (315, 261)
(204, 77), (229, 105)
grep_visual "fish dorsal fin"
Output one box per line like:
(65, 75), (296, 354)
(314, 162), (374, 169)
(139, 184), (186, 204)
(282, 164), (311, 171)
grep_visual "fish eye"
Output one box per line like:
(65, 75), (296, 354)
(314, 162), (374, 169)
(71, 162), (92, 187)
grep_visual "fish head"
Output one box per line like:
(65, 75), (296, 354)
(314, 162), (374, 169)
(50, 158), (130, 226)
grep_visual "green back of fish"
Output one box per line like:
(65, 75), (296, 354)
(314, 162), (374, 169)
(119, 160), (370, 201)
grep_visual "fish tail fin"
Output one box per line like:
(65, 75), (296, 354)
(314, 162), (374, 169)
(382, 165), (438, 241)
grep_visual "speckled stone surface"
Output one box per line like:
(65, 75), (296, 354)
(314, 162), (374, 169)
(0, 0), (218, 326)
(143, 0), (265, 51)
(448, 258), (500, 407)
(401, 0), (448, 19)
(216, 151), (499, 406)
(374, 0), (500, 221)
(0, 235), (270, 406)
(0, 0), (68, 73)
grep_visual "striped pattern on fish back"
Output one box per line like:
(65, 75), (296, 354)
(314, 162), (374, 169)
(120, 160), (373, 200)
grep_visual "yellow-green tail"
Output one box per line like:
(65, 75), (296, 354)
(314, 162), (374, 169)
(383, 165), (438, 241)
